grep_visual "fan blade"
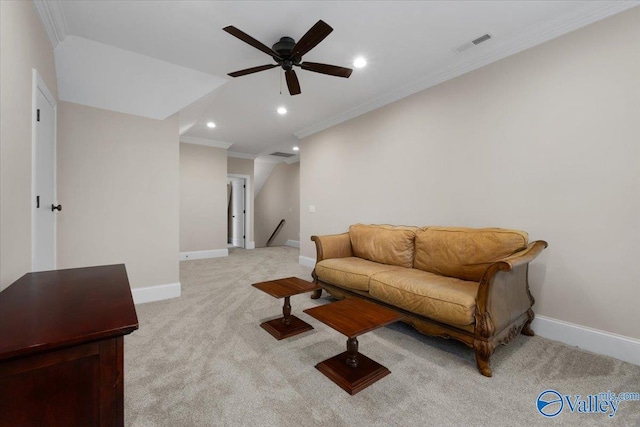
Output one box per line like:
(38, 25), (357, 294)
(291, 20), (333, 58)
(300, 62), (353, 78)
(228, 64), (278, 78)
(223, 26), (281, 60)
(285, 70), (301, 95)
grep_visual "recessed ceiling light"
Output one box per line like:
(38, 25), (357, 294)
(292, 146), (299, 151)
(353, 57), (367, 68)
(206, 122), (216, 128)
(277, 107), (287, 115)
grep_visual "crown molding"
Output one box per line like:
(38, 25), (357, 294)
(33, 0), (69, 48)
(294, 1), (640, 140)
(180, 136), (233, 149)
(227, 151), (258, 160)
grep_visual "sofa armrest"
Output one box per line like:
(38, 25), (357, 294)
(311, 233), (353, 262)
(494, 240), (548, 271)
(475, 240), (548, 336)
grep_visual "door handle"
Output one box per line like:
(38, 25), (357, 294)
(51, 204), (62, 212)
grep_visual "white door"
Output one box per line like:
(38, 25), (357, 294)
(33, 83), (57, 271)
(230, 179), (245, 247)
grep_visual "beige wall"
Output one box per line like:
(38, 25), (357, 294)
(300, 9), (640, 339)
(180, 143), (228, 252)
(227, 156), (255, 245)
(57, 102), (180, 288)
(255, 162), (300, 247)
(0, 1), (58, 290)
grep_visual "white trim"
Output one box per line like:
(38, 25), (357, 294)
(532, 315), (640, 367)
(180, 136), (233, 149)
(246, 241), (255, 250)
(33, 0), (69, 48)
(179, 249), (228, 261)
(228, 173), (251, 249)
(132, 282), (181, 304)
(294, 1), (640, 140)
(31, 69), (58, 272)
(286, 240), (300, 248)
(299, 256), (316, 268)
(228, 151), (258, 160)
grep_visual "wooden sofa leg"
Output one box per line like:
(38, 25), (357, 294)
(310, 289), (322, 299)
(473, 340), (494, 377)
(521, 309), (535, 337)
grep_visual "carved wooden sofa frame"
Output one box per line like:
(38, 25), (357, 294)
(309, 233), (548, 377)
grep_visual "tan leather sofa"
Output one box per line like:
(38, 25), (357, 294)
(310, 224), (548, 377)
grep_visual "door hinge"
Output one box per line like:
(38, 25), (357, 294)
(36, 195), (40, 208)
(243, 235), (245, 239)
(37, 109), (40, 122)
(243, 210), (245, 214)
(243, 185), (245, 189)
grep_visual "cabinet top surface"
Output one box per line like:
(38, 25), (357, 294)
(0, 264), (139, 361)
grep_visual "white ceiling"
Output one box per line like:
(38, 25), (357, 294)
(37, 1), (638, 160)
(55, 35), (226, 120)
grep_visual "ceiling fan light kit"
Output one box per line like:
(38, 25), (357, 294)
(224, 20), (353, 96)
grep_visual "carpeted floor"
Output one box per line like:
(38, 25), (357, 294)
(124, 246), (640, 426)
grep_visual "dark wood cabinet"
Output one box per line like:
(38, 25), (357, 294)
(0, 264), (139, 427)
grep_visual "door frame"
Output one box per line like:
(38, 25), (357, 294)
(31, 69), (58, 270)
(227, 173), (251, 249)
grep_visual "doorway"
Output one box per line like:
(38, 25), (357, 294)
(227, 173), (254, 249)
(227, 176), (246, 248)
(31, 69), (58, 271)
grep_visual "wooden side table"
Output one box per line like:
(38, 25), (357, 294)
(0, 264), (139, 426)
(304, 298), (403, 395)
(252, 277), (321, 340)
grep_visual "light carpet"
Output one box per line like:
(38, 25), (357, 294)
(125, 246), (640, 426)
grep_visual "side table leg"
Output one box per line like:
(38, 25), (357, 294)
(346, 337), (359, 368)
(282, 296), (292, 325)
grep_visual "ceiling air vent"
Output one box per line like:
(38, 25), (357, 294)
(270, 152), (295, 158)
(453, 33), (492, 54)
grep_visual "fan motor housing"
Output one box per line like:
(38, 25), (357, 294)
(272, 36), (297, 61)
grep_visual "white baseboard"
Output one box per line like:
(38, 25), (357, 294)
(286, 240), (300, 248)
(532, 315), (640, 367)
(179, 249), (228, 261)
(246, 241), (255, 250)
(299, 256), (316, 268)
(132, 282), (181, 305)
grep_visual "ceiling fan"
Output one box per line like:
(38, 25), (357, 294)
(223, 20), (353, 96)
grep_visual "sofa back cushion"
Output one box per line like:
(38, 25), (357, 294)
(349, 224), (418, 268)
(414, 227), (528, 281)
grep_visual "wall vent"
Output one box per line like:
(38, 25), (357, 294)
(270, 152), (295, 158)
(453, 33), (492, 54)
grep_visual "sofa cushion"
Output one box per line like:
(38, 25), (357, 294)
(414, 227), (528, 282)
(369, 269), (479, 326)
(349, 224), (418, 268)
(316, 257), (405, 292)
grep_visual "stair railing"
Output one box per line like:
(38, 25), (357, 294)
(266, 219), (286, 247)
